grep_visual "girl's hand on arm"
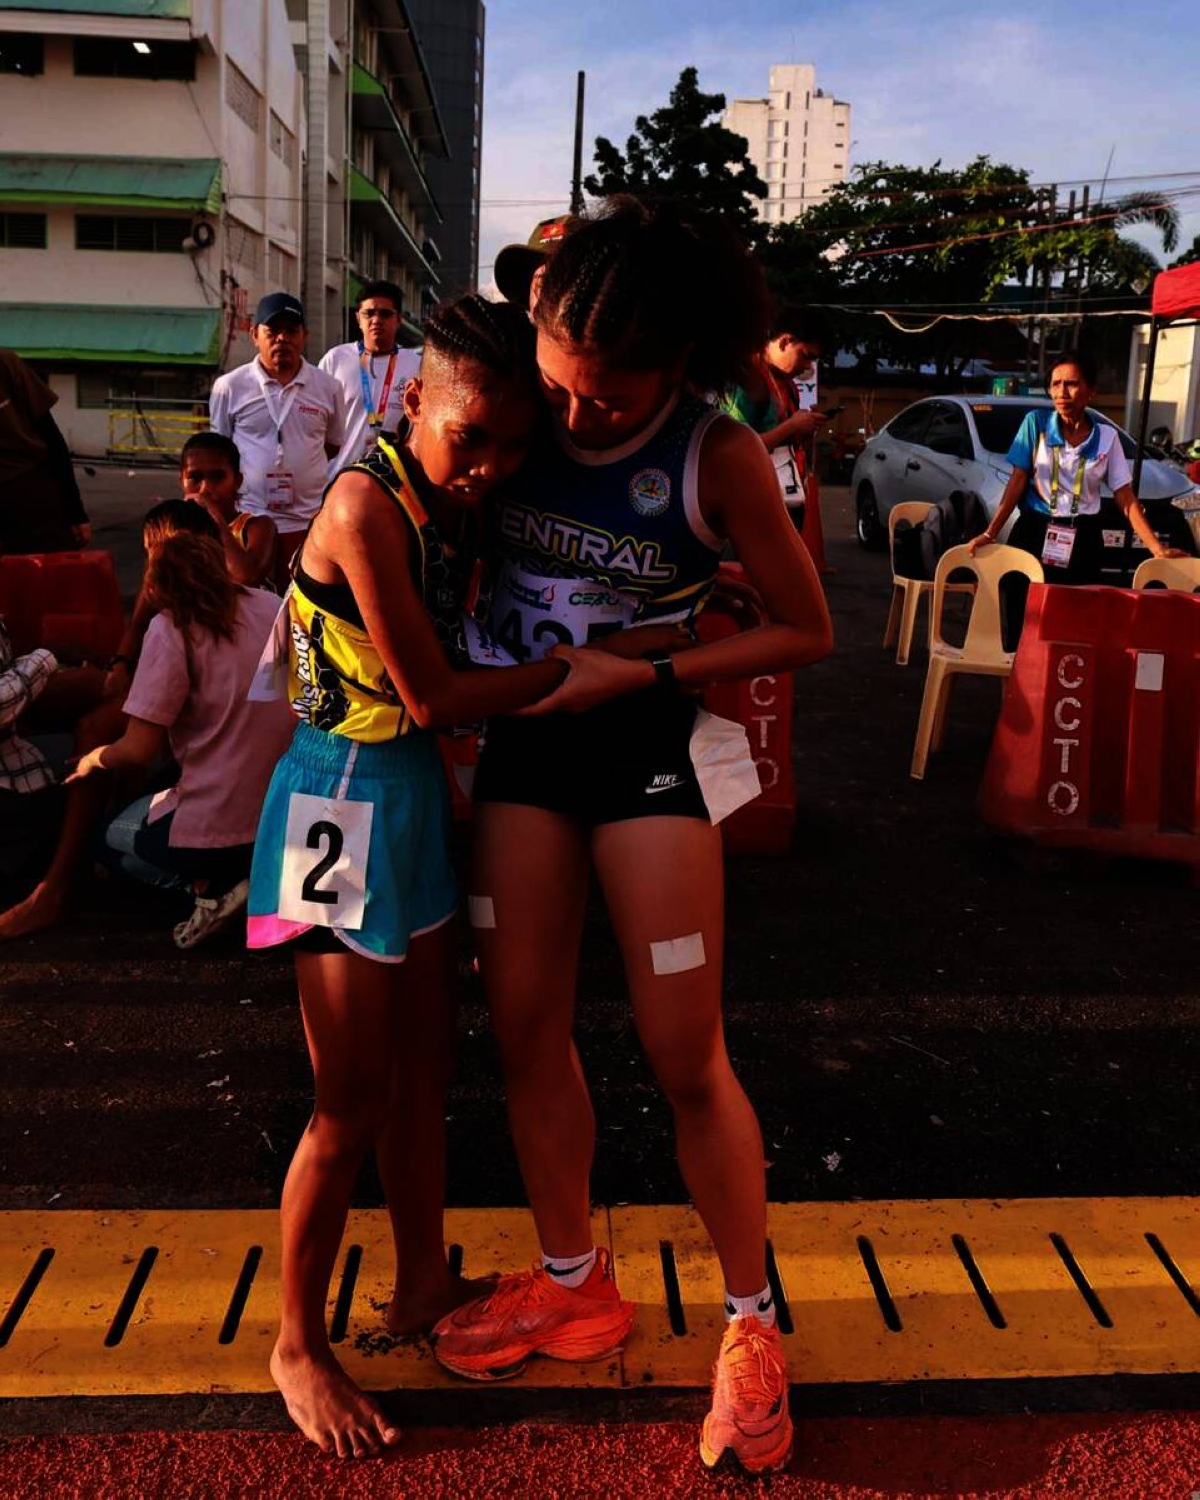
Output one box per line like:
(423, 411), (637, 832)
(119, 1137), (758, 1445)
(319, 475), (567, 729)
(591, 622), (694, 659)
(516, 646), (652, 715)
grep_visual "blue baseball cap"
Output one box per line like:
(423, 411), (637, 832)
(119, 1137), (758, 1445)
(253, 292), (305, 326)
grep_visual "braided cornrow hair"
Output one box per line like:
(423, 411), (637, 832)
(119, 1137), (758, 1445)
(422, 293), (536, 385)
(532, 195), (771, 394)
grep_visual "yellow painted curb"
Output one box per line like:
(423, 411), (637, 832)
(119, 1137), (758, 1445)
(1, 1199), (1198, 1397)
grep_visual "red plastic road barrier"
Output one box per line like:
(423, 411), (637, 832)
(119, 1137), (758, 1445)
(980, 581), (1200, 865)
(2, 1412), (1199, 1498)
(0, 550), (124, 660)
(697, 563), (796, 856)
(801, 471), (835, 576)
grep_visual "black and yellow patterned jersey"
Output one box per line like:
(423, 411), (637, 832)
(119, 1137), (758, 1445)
(287, 437), (477, 743)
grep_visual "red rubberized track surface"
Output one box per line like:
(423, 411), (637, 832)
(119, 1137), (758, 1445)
(3, 1414), (1199, 1498)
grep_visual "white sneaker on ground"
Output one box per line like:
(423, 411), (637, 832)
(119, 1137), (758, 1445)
(173, 879), (250, 951)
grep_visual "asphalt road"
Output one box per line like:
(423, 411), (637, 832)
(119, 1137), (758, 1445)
(1, 472), (1196, 1216)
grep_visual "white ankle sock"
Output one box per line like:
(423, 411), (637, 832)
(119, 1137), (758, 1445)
(724, 1286), (776, 1327)
(541, 1248), (597, 1289)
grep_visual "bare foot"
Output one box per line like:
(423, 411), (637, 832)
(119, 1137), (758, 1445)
(386, 1271), (497, 1337)
(0, 882), (69, 942)
(270, 1341), (400, 1459)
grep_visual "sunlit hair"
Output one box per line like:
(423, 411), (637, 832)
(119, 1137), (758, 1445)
(1049, 348), (1098, 388)
(179, 431), (242, 474)
(142, 498), (220, 554)
(145, 533), (241, 644)
(421, 292), (537, 385)
(532, 195), (771, 392)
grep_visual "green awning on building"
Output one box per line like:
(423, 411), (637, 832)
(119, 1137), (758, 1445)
(0, 155), (220, 213)
(348, 165), (438, 286)
(0, 2), (190, 16)
(0, 305), (221, 365)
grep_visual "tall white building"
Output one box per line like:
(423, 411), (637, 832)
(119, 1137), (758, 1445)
(723, 64), (851, 226)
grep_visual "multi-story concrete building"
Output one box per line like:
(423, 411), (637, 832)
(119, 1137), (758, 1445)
(0, 0), (453, 456)
(406, 0), (484, 296)
(723, 64), (851, 226)
(0, 0), (305, 456)
(295, 0), (447, 351)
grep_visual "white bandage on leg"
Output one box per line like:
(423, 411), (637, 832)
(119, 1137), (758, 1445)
(649, 932), (706, 976)
(468, 895), (496, 930)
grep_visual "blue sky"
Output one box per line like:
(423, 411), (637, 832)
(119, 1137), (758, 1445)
(478, 0), (1200, 289)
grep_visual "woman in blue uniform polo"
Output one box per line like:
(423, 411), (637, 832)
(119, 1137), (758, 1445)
(432, 198), (834, 1477)
(971, 349), (1183, 578)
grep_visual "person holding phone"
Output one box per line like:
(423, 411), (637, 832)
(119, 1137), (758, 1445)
(722, 307), (828, 522)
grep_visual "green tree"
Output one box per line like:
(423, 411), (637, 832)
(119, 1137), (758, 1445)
(584, 67), (766, 237)
(1169, 232), (1200, 268)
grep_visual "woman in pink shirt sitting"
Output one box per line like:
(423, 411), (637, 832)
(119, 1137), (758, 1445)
(69, 530), (294, 948)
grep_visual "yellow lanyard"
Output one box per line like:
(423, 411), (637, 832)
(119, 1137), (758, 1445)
(1047, 439), (1088, 520)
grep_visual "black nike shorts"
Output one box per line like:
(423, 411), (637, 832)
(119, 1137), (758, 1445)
(473, 687), (710, 826)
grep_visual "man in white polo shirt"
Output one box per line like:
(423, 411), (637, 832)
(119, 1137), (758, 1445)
(318, 279), (420, 478)
(209, 293), (346, 573)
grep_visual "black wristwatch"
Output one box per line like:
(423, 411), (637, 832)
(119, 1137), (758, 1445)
(648, 654), (677, 689)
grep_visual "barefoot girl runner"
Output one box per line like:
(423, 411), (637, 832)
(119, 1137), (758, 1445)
(432, 199), (834, 1475)
(246, 295), (576, 1460)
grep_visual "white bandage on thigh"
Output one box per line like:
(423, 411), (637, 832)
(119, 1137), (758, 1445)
(649, 932), (706, 976)
(468, 895), (496, 930)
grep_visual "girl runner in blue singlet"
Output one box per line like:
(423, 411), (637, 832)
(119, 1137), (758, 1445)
(432, 199), (834, 1476)
(250, 296), (575, 1461)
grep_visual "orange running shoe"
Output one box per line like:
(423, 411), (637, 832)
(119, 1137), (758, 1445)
(699, 1317), (793, 1475)
(431, 1248), (635, 1381)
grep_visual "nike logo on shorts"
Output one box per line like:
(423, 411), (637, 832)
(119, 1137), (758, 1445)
(645, 774), (685, 794)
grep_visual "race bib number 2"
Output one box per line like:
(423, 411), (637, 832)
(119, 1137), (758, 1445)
(278, 793), (373, 930)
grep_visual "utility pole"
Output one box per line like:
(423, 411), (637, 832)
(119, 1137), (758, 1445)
(570, 71), (586, 215)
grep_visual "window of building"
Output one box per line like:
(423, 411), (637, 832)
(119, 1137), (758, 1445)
(269, 111), (297, 169)
(76, 215), (188, 252)
(0, 212), (47, 248)
(268, 241), (298, 292)
(225, 61), (261, 133)
(0, 33), (43, 75)
(74, 37), (195, 80)
(77, 369), (205, 410)
(227, 218), (262, 272)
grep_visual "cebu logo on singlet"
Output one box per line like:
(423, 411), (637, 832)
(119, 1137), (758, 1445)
(629, 468), (671, 518)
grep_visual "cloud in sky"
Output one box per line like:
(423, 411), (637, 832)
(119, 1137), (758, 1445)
(478, 0), (1200, 284)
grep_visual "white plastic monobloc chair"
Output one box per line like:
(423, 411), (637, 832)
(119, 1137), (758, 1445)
(1131, 555), (1200, 593)
(910, 543), (1044, 780)
(882, 502), (974, 666)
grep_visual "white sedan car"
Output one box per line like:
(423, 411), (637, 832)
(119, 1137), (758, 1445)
(850, 395), (1195, 577)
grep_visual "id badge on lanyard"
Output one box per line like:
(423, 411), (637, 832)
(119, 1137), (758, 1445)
(261, 380), (298, 513)
(1040, 440), (1087, 567)
(1041, 523), (1077, 568)
(359, 346), (399, 431)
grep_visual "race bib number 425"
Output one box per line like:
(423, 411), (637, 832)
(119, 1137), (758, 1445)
(490, 567), (636, 663)
(278, 793), (373, 930)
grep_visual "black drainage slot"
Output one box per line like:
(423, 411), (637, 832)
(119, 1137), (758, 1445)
(658, 1241), (687, 1336)
(857, 1237), (902, 1332)
(447, 1243), (464, 1279)
(952, 1234), (1007, 1329)
(218, 1245), (263, 1345)
(329, 1245), (362, 1345)
(1050, 1234), (1112, 1328)
(0, 1248), (55, 1348)
(1145, 1233), (1200, 1318)
(764, 1240), (794, 1335)
(105, 1248), (159, 1348)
